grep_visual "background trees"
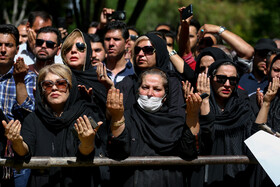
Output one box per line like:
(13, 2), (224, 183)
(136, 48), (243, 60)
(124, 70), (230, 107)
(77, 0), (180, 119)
(0, 0), (279, 45)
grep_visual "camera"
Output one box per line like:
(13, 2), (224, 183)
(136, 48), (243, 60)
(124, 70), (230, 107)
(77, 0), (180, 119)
(108, 11), (126, 21)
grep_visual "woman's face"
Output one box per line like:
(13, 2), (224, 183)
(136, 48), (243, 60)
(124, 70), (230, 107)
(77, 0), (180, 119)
(211, 65), (238, 101)
(65, 36), (87, 70)
(199, 55), (215, 74)
(139, 74), (165, 98)
(41, 72), (70, 110)
(271, 59), (280, 79)
(135, 40), (156, 70)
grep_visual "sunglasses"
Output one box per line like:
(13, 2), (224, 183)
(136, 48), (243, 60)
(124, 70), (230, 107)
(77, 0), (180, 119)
(134, 46), (156, 55)
(255, 50), (270, 59)
(36, 39), (56, 48)
(41, 79), (69, 93)
(75, 42), (86, 52)
(215, 75), (238, 86)
(130, 35), (138, 41)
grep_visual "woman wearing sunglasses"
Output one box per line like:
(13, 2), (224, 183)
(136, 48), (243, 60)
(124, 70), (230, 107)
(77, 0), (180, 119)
(116, 33), (185, 117)
(190, 59), (255, 187)
(2, 64), (106, 186)
(107, 68), (202, 187)
(61, 29), (107, 120)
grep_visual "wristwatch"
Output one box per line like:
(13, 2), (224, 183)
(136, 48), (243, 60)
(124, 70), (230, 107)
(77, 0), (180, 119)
(218, 26), (226, 35)
(169, 50), (177, 57)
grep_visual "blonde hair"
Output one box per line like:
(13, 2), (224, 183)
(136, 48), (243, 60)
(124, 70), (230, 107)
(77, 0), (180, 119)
(38, 64), (73, 92)
(61, 29), (85, 64)
(132, 35), (150, 64)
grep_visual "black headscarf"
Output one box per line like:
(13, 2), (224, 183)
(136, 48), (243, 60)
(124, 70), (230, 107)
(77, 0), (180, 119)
(62, 29), (107, 117)
(125, 68), (185, 153)
(265, 54), (280, 133)
(195, 47), (230, 75)
(202, 59), (254, 183)
(133, 33), (171, 76)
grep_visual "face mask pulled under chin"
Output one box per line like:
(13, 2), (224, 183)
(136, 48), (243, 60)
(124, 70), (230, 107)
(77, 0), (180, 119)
(137, 94), (166, 113)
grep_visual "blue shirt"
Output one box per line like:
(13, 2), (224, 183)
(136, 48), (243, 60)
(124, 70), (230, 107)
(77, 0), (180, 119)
(239, 73), (268, 96)
(0, 67), (37, 121)
(107, 60), (134, 85)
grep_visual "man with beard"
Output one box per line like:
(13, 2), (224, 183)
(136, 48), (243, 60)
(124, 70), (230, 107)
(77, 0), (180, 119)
(88, 34), (106, 66)
(239, 38), (278, 96)
(29, 26), (61, 75)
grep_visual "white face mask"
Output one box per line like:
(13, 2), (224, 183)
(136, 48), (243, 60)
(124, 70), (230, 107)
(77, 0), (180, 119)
(137, 94), (166, 113)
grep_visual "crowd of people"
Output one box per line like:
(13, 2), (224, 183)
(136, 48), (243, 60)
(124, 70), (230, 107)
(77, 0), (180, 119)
(0, 5), (278, 187)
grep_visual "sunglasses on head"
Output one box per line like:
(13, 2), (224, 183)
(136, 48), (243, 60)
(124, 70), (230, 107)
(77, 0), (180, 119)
(36, 39), (56, 48)
(130, 35), (138, 41)
(75, 42), (86, 52)
(41, 79), (69, 93)
(215, 75), (238, 86)
(134, 46), (156, 55)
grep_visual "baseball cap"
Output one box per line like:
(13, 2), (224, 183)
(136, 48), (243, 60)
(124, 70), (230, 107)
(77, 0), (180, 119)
(254, 38), (277, 51)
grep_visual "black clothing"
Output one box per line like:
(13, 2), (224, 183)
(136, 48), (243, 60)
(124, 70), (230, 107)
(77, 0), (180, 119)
(108, 101), (199, 187)
(196, 60), (255, 186)
(20, 75), (108, 187)
(63, 29), (107, 119)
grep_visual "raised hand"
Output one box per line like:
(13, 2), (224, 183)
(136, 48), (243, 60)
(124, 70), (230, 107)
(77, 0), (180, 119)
(182, 80), (194, 99)
(13, 57), (28, 82)
(263, 77), (280, 104)
(196, 73), (210, 97)
(106, 88), (124, 121)
(96, 62), (114, 90)
(2, 120), (23, 143)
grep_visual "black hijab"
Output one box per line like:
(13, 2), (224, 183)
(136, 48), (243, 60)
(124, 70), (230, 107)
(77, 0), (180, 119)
(203, 59), (254, 183)
(195, 47), (230, 75)
(62, 29), (107, 117)
(125, 68), (185, 153)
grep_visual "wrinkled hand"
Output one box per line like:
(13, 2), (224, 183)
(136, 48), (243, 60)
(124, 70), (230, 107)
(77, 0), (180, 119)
(96, 62), (114, 89)
(196, 73), (210, 97)
(74, 115), (102, 147)
(263, 77), (279, 103)
(186, 93), (202, 115)
(106, 88), (124, 121)
(182, 80), (193, 99)
(256, 88), (264, 108)
(13, 57), (28, 82)
(2, 120), (23, 143)
(27, 28), (36, 53)
(78, 85), (93, 101)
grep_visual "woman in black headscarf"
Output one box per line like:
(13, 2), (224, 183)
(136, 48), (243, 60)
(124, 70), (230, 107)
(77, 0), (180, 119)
(116, 33), (185, 116)
(196, 59), (255, 187)
(61, 29), (107, 118)
(107, 67), (202, 187)
(252, 54), (280, 187)
(3, 64), (106, 186)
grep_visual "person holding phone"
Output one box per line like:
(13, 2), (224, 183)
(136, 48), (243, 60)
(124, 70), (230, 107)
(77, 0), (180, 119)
(107, 68), (202, 187)
(3, 64), (107, 186)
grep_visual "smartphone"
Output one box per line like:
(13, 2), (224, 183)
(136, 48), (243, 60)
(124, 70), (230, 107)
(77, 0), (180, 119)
(108, 11), (126, 21)
(182, 4), (193, 20)
(88, 116), (98, 129)
(200, 93), (209, 99)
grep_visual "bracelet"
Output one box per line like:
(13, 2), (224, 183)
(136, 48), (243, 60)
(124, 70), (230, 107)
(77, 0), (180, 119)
(169, 50), (177, 57)
(218, 26), (226, 35)
(112, 118), (125, 127)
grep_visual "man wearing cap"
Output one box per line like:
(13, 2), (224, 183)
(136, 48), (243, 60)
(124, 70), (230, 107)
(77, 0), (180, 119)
(239, 38), (278, 96)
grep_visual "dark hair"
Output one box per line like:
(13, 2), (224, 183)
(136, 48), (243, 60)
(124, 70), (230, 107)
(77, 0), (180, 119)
(146, 31), (166, 42)
(127, 26), (140, 36)
(155, 23), (175, 32)
(190, 19), (201, 33)
(28, 11), (53, 28)
(157, 29), (175, 46)
(18, 19), (28, 26)
(37, 26), (61, 46)
(0, 24), (19, 46)
(88, 34), (104, 47)
(104, 20), (129, 40)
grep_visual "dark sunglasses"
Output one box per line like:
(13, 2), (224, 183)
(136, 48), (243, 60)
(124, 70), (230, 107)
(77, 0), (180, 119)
(134, 46), (156, 55)
(256, 50), (270, 59)
(41, 79), (69, 93)
(75, 42), (86, 52)
(215, 75), (238, 86)
(130, 35), (138, 41)
(36, 39), (56, 48)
